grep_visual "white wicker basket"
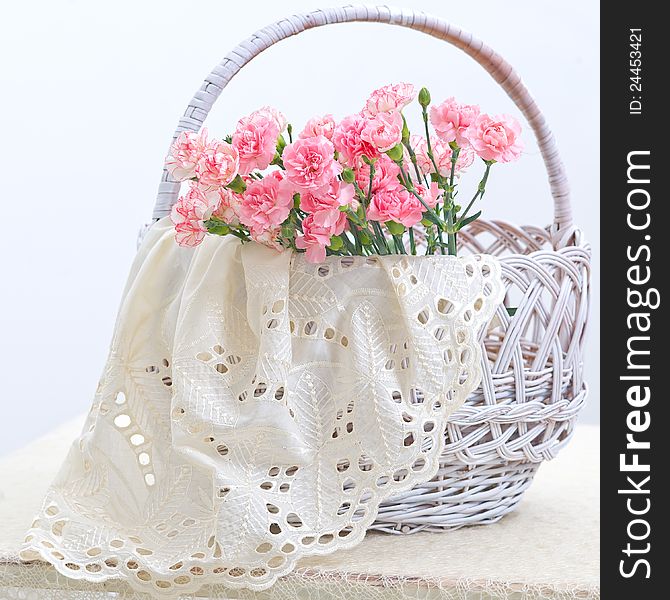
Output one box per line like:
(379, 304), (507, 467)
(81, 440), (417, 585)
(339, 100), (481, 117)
(149, 5), (590, 533)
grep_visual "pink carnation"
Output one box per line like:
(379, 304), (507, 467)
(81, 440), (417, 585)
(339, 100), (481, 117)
(300, 180), (355, 228)
(332, 114), (379, 167)
(255, 106), (287, 132)
(296, 213), (347, 263)
(283, 135), (342, 192)
(465, 113), (523, 163)
(170, 184), (218, 247)
(165, 129), (209, 181)
(195, 140), (239, 187)
(299, 114), (336, 140)
(368, 185), (423, 228)
(429, 98), (480, 147)
(238, 171), (294, 234)
(414, 181), (443, 209)
(411, 135), (474, 177)
(355, 154), (401, 194)
(232, 110), (281, 176)
(363, 83), (416, 116)
(361, 111), (403, 152)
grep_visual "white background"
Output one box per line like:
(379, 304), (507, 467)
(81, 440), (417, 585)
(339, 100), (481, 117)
(0, 0), (599, 456)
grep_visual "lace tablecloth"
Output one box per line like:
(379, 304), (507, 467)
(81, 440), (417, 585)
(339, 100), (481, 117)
(0, 418), (599, 599)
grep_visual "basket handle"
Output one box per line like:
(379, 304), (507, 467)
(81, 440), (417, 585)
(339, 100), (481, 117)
(153, 4), (573, 241)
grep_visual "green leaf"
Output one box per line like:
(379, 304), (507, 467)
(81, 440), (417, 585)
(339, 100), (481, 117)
(329, 236), (344, 251)
(457, 210), (482, 230)
(506, 306), (517, 317)
(226, 175), (246, 194)
(422, 210), (443, 226)
(204, 218), (231, 236)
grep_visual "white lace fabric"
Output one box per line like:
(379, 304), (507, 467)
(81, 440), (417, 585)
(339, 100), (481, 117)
(20, 218), (503, 598)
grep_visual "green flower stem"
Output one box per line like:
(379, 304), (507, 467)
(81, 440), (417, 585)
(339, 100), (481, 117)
(402, 139), (427, 185)
(351, 179), (390, 254)
(396, 162), (446, 253)
(393, 234), (407, 254)
(446, 210), (456, 255)
(346, 218), (367, 254)
(372, 221), (390, 254)
(421, 106), (446, 186)
(408, 227), (416, 255)
(457, 161), (493, 225)
(445, 145), (461, 256)
(396, 163), (443, 224)
(340, 232), (357, 255)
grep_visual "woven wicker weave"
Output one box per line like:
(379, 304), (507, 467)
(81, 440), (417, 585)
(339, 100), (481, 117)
(150, 5), (590, 532)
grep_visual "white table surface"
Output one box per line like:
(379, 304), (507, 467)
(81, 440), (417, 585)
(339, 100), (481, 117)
(0, 417), (599, 599)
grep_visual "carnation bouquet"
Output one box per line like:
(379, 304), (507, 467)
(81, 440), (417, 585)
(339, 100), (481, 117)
(166, 83), (522, 262)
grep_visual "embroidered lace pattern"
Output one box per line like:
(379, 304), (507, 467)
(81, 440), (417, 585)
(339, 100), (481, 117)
(20, 219), (504, 597)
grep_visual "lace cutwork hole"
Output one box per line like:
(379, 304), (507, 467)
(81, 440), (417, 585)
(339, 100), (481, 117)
(113, 414), (131, 429)
(437, 298), (454, 314)
(216, 444), (229, 456)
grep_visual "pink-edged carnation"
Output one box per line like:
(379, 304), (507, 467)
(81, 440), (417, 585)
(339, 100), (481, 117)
(355, 154), (401, 194)
(195, 140), (239, 187)
(238, 171), (294, 234)
(232, 110), (281, 176)
(283, 135), (342, 192)
(170, 184), (219, 247)
(363, 83), (416, 116)
(332, 114), (379, 167)
(251, 226), (284, 252)
(300, 180), (355, 228)
(210, 187), (243, 225)
(411, 135), (474, 177)
(296, 213), (347, 263)
(465, 113), (523, 163)
(368, 185), (424, 228)
(361, 111), (403, 152)
(165, 129), (209, 181)
(429, 98), (480, 147)
(299, 114), (336, 140)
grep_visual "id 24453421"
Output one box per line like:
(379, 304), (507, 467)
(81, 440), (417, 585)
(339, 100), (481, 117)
(629, 29), (643, 115)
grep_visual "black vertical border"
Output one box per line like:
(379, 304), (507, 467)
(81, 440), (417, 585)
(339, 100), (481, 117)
(601, 3), (666, 595)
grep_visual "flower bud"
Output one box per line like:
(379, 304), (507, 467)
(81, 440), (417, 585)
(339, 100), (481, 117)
(341, 167), (355, 183)
(418, 87), (431, 108)
(401, 115), (410, 144)
(386, 221), (405, 236)
(329, 236), (344, 251)
(385, 144), (404, 162)
(276, 134), (286, 155)
(359, 230), (372, 245)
